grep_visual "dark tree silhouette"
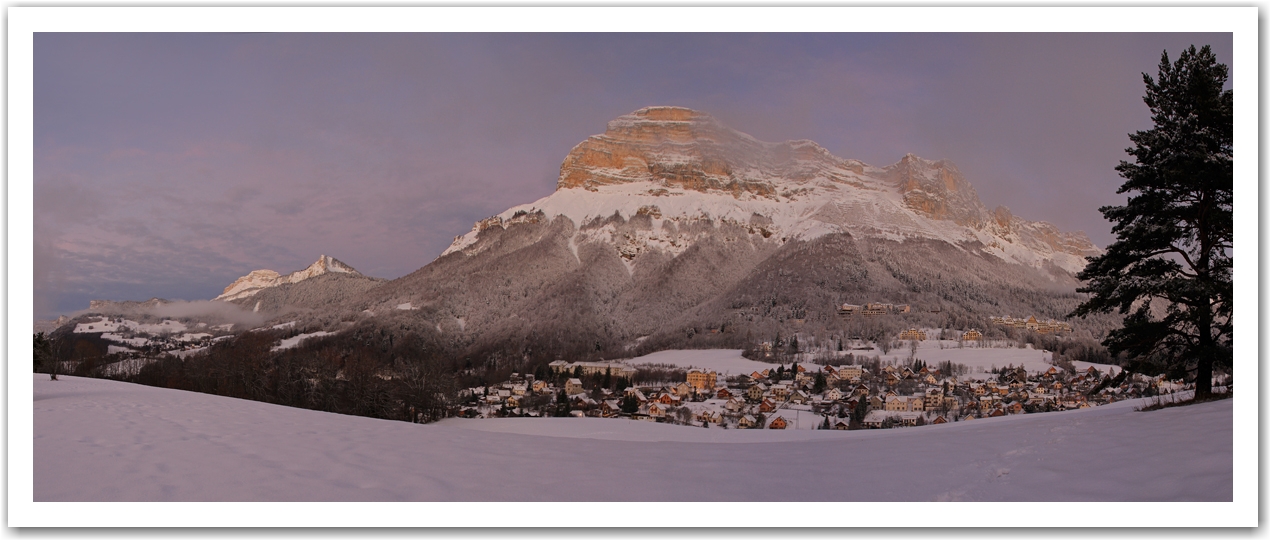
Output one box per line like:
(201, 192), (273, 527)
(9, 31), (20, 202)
(1073, 45), (1232, 399)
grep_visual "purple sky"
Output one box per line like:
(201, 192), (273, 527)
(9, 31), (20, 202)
(33, 32), (1233, 318)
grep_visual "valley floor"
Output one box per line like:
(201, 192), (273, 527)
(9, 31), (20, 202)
(33, 375), (1231, 503)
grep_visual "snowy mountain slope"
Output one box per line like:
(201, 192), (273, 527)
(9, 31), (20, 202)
(33, 375), (1231, 505)
(443, 107), (1099, 275)
(216, 255), (362, 301)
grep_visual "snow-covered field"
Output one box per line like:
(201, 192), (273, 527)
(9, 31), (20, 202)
(627, 349), (779, 374)
(33, 375), (1231, 507)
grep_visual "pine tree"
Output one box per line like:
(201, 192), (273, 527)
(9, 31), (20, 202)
(1073, 45), (1232, 399)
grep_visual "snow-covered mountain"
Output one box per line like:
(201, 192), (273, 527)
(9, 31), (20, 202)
(345, 107), (1114, 360)
(444, 106), (1099, 275)
(216, 255), (362, 301)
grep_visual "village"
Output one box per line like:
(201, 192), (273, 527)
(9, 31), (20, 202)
(459, 342), (1189, 430)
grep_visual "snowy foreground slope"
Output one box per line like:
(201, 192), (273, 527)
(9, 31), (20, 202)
(34, 375), (1230, 502)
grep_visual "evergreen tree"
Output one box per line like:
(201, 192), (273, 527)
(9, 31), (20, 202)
(555, 389), (572, 417)
(34, 332), (51, 375)
(620, 393), (639, 414)
(812, 371), (827, 394)
(1072, 45), (1232, 399)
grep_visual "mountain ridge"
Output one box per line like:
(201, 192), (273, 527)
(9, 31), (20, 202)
(444, 106), (1099, 275)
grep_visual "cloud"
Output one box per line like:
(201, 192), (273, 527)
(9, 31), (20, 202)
(73, 299), (267, 327)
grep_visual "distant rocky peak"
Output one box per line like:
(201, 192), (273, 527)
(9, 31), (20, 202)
(216, 255), (362, 301)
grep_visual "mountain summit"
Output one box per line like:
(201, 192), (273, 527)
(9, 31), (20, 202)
(445, 106), (1098, 274)
(216, 255), (362, 301)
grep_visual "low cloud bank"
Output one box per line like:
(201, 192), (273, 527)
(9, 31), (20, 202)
(77, 299), (266, 328)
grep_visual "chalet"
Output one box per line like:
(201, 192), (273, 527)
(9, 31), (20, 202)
(768, 416), (789, 430)
(505, 395), (521, 408)
(716, 387), (733, 400)
(738, 415), (758, 429)
(869, 396), (885, 410)
(511, 383), (528, 396)
(833, 419), (850, 430)
(600, 400), (621, 417)
(790, 390), (810, 404)
(759, 399), (777, 413)
(931, 415), (948, 424)
(725, 398), (745, 412)
(656, 392), (681, 406)
(824, 388), (843, 401)
(1007, 401), (1024, 414)
(565, 378), (584, 396)
(988, 408), (1006, 417)
(531, 380), (548, 393)
(750, 370), (765, 380)
(648, 403), (667, 418)
(747, 384), (766, 401)
(961, 329), (983, 341)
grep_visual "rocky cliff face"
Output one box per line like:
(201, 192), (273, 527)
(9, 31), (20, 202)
(556, 106), (867, 197)
(448, 106), (1099, 276)
(216, 255), (363, 301)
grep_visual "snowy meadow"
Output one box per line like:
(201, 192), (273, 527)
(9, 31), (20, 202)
(34, 375), (1230, 505)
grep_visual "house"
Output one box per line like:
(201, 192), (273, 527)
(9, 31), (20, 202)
(768, 416), (789, 429)
(600, 400), (621, 417)
(648, 403), (667, 418)
(505, 395), (521, 408)
(725, 397), (745, 412)
(790, 390), (810, 404)
(869, 395), (885, 410)
(747, 384), (766, 401)
(898, 328), (927, 341)
(656, 392), (681, 406)
(837, 365), (863, 379)
(565, 378), (584, 396)
(716, 387), (733, 400)
(624, 387), (648, 403)
(750, 370), (765, 380)
(924, 388), (944, 410)
(738, 415), (758, 429)
(862, 410), (890, 428)
(673, 382), (693, 398)
(931, 415), (948, 424)
(961, 329), (983, 341)
(531, 380), (548, 393)
(771, 383), (792, 399)
(696, 410), (722, 425)
(759, 399), (777, 413)
(686, 369), (718, 391)
(824, 388), (843, 401)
